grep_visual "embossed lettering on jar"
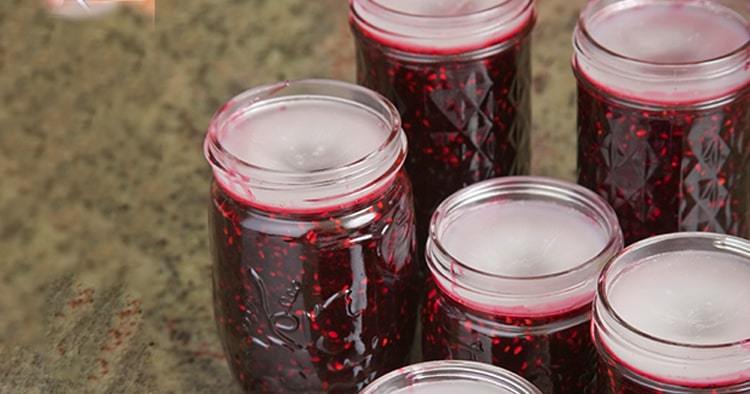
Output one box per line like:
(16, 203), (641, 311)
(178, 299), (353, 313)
(574, 0), (750, 244)
(350, 0), (536, 251)
(204, 80), (418, 393)
(593, 232), (750, 393)
(421, 177), (623, 393)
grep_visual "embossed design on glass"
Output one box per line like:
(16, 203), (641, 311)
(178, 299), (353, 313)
(574, 0), (750, 244)
(205, 80), (418, 393)
(421, 177), (623, 393)
(350, 0), (536, 254)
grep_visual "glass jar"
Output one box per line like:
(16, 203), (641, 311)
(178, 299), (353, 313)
(350, 0), (536, 253)
(422, 177), (624, 393)
(573, 0), (750, 244)
(593, 232), (750, 393)
(204, 80), (418, 393)
(360, 360), (542, 394)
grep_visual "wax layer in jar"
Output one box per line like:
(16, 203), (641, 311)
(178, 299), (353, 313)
(423, 199), (609, 393)
(604, 250), (750, 386)
(392, 380), (513, 394)
(442, 200), (607, 279)
(577, 0), (750, 243)
(353, 0), (534, 259)
(211, 94), (417, 393)
(217, 97), (391, 208)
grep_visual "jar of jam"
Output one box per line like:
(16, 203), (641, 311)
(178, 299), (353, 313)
(593, 232), (750, 393)
(204, 80), (418, 393)
(350, 0), (536, 253)
(422, 177), (623, 393)
(574, 0), (750, 244)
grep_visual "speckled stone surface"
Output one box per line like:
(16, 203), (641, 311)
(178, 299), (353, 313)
(0, 0), (586, 392)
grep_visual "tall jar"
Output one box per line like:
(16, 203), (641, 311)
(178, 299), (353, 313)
(204, 80), (418, 393)
(350, 0), (536, 253)
(574, 0), (750, 244)
(593, 232), (750, 393)
(422, 177), (623, 393)
(360, 360), (542, 394)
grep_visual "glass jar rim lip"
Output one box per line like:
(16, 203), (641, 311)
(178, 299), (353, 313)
(597, 232), (750, 349)
(352, 0), (515, 20)
(428, 176), (623, 281)
(576, 0), (750, 67)
(204, 79), (403, 185)
(361, 360), (540, 393)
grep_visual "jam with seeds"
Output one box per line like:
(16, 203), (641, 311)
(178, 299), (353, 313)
(350, 0), (536, 253)
(210, 174), (417, 393)
(422, 280), (596, 394)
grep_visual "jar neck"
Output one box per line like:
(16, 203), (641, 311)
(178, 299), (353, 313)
(573, 0), (750, 106)
(350, 0), (535, 55)
(204, 79), (407, 213)
(426, 177), (623, 318)
(594, 233), (750, 387)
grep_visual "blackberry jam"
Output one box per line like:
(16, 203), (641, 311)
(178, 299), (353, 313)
(350, 0), (536, 252)
(204, 80), (418, 393)
(574, 0), (750, 244)
(361, 360), (541, 394)
(593, 233), (750, 393)
(421, 177), (623, 393)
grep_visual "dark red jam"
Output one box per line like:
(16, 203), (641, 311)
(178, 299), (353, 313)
(352, 28), (534, 252)
(576, 71), (750, 245)
(421, 279), (596, 394)
(210, 172), (418, 394)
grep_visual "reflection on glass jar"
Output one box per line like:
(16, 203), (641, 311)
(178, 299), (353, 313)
(574, 0), (750, 244)
(204, 80), (418, 393)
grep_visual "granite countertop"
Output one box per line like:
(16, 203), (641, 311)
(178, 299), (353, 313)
(0, 0), (585, 392)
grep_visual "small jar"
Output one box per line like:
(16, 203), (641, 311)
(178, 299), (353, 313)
(204, 80), (418, 393)
(422, 177), (623, 393)
(360, 360), (542, 394)
(593, 232), (750, 392)
(350, 0), (536, 252)
(573, 0), (750, 244)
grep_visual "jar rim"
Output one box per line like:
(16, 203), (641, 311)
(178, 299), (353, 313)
(572, 0), (750, 104)
(349, 0), (535, 54)
(428, 176), (623, 281)
(425, 176), (624, 315)
(204, 79), (407, 210)
(360, 360), (541, 394)
(597, 232), (750, 349)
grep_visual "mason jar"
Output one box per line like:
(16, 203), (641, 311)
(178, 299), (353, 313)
(361, 360), (542, 394)
(350, 0), (536, 253)
(574, 0), (750, 244)
(593, 232), (750, 393)
(422, 177), (623, 393)
(204, 80), (418, 393)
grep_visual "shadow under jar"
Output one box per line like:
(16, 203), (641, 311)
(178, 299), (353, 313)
(350, 0), (536, 254)
(360, 360), (542, 394)
(574, 0), (750, 245)
(204, 80), (418, 393)
(421, 177), (624, 393)
(593, 232), (750, 393)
